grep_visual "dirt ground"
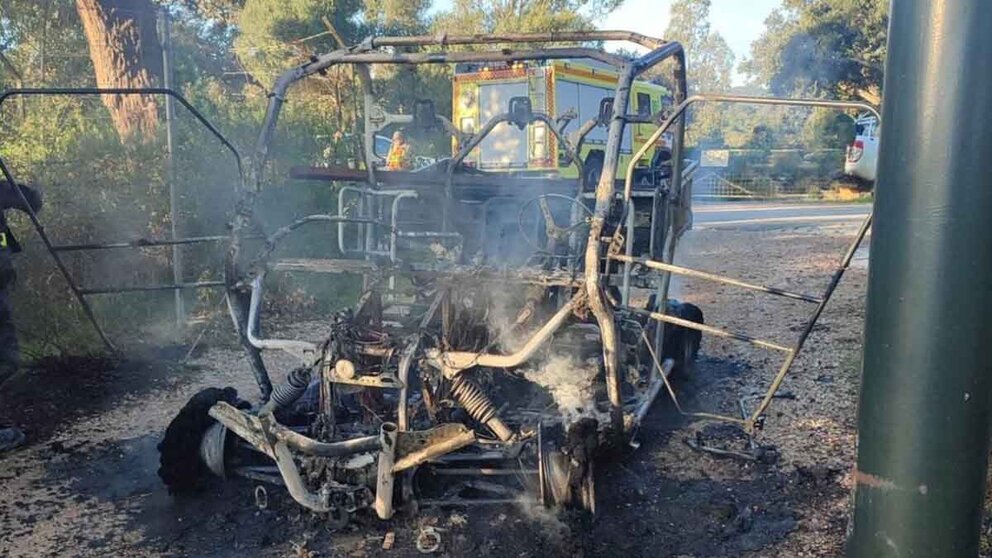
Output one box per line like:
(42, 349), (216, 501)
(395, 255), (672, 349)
(0, 219), (872, 557)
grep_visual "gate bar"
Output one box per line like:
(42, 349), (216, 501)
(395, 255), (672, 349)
(0, 87), (246, 351)
(79, 281), (226, 296)
(51, 234), (232, 252)
(0, 157), (115, 351)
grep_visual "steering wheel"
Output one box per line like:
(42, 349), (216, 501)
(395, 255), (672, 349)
(517, 194), (594, 256)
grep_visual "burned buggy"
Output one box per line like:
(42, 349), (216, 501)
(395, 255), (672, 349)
(156, 31), (701, 519)
(156, 31), (876, 521)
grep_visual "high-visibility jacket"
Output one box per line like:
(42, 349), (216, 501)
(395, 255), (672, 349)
(0, 181), (41, 255)
(386, 143), (412, 170)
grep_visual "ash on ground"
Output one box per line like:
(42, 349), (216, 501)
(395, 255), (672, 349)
(0, 223), (876, 557)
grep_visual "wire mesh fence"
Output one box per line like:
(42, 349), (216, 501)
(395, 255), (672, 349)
(691, 171), (834, 200)
(690, 148), (847, 201)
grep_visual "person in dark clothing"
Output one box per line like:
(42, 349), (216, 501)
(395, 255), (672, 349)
(0, 180), (42, 453)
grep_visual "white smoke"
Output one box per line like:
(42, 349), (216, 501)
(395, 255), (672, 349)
(485, 288), (534, 353)
(484, 289), (606, 427)
(523, 354), (606, 427)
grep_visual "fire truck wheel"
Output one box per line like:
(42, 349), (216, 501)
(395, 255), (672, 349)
(583, 152), (604, 190)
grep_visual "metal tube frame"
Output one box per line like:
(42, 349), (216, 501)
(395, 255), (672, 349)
(208, 401), (383, 514)
(611, 254), (823, 304)
(232, 32), (686, 425)
(0, 87), (247, 352)
(582, 41), (687, 438)
(613, 94), (879, 434)
(246, 274), (319, 363)
(424, 295), (581, 378)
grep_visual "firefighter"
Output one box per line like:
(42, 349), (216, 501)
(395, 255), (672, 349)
(385, 130), (413, 171)
(0, 179), (42, 453)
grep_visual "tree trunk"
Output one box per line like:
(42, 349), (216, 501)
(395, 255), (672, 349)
(75, 0), (161, 140)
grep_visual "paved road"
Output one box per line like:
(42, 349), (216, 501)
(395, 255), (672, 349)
(693, 201), (872, 229)
(691, 200), (872, 269)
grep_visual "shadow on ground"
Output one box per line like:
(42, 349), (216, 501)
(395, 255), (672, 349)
(0, 348), (195, 444)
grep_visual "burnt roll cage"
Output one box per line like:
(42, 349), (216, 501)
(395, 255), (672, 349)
(226, 31), (690, 439)
(0, 30), (878, 518)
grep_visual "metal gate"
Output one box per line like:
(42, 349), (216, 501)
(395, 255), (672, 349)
(0, 87), (243, 351)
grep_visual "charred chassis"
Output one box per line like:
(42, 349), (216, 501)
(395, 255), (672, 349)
(158, 30), (699, 520)
(151, 30), (877, 522)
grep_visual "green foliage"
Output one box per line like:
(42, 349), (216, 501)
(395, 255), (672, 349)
(747, 125), (774, 150)
(234, 0), (362, 86)
(0, 0), (92, 87)
(365, 0), (431, 32)
(801, 107), (856, 149)
(0, 0), (627, 355)
(661, 0), (735, 144)
(176, 0), (246, 25)
(432, 0), (620, 34)
(663, 0), (734, 92)
(742, 0), (888, 100)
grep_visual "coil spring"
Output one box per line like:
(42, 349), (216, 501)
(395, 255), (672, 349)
(270, 367), (311, 408)
(450, 376), (498, 424)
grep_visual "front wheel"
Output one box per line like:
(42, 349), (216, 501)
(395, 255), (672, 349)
(158, 387), (241, 494)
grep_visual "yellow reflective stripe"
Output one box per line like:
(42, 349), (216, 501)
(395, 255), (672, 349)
(0, 233), (7, 248)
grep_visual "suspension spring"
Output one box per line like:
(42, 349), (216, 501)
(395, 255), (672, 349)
(270, 367), (312, 409)
(450, 376), (498, 423)
(450, 375), (514, 441)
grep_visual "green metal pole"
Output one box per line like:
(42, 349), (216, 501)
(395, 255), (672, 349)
(848, 1), (992, 556)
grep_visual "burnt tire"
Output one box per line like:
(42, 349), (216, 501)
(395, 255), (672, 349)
(157, 387), (240, 494)
(663, 302), (703, 379)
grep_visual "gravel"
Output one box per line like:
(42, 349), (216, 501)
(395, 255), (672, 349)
(0, 220), (875, 557)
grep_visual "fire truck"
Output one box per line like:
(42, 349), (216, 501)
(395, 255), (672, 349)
(452, 59), (672, 186)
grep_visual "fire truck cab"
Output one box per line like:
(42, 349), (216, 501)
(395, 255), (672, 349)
(452, 59), (672, 186)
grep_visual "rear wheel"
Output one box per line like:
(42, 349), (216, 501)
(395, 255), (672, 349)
(538, 421), (596, 515)
(664, 302), (703, 379)
(641, 297), (703, 380)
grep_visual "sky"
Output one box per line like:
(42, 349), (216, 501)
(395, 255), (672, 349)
(428, 0), (782, 86)
(601, 0), (781, 84)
